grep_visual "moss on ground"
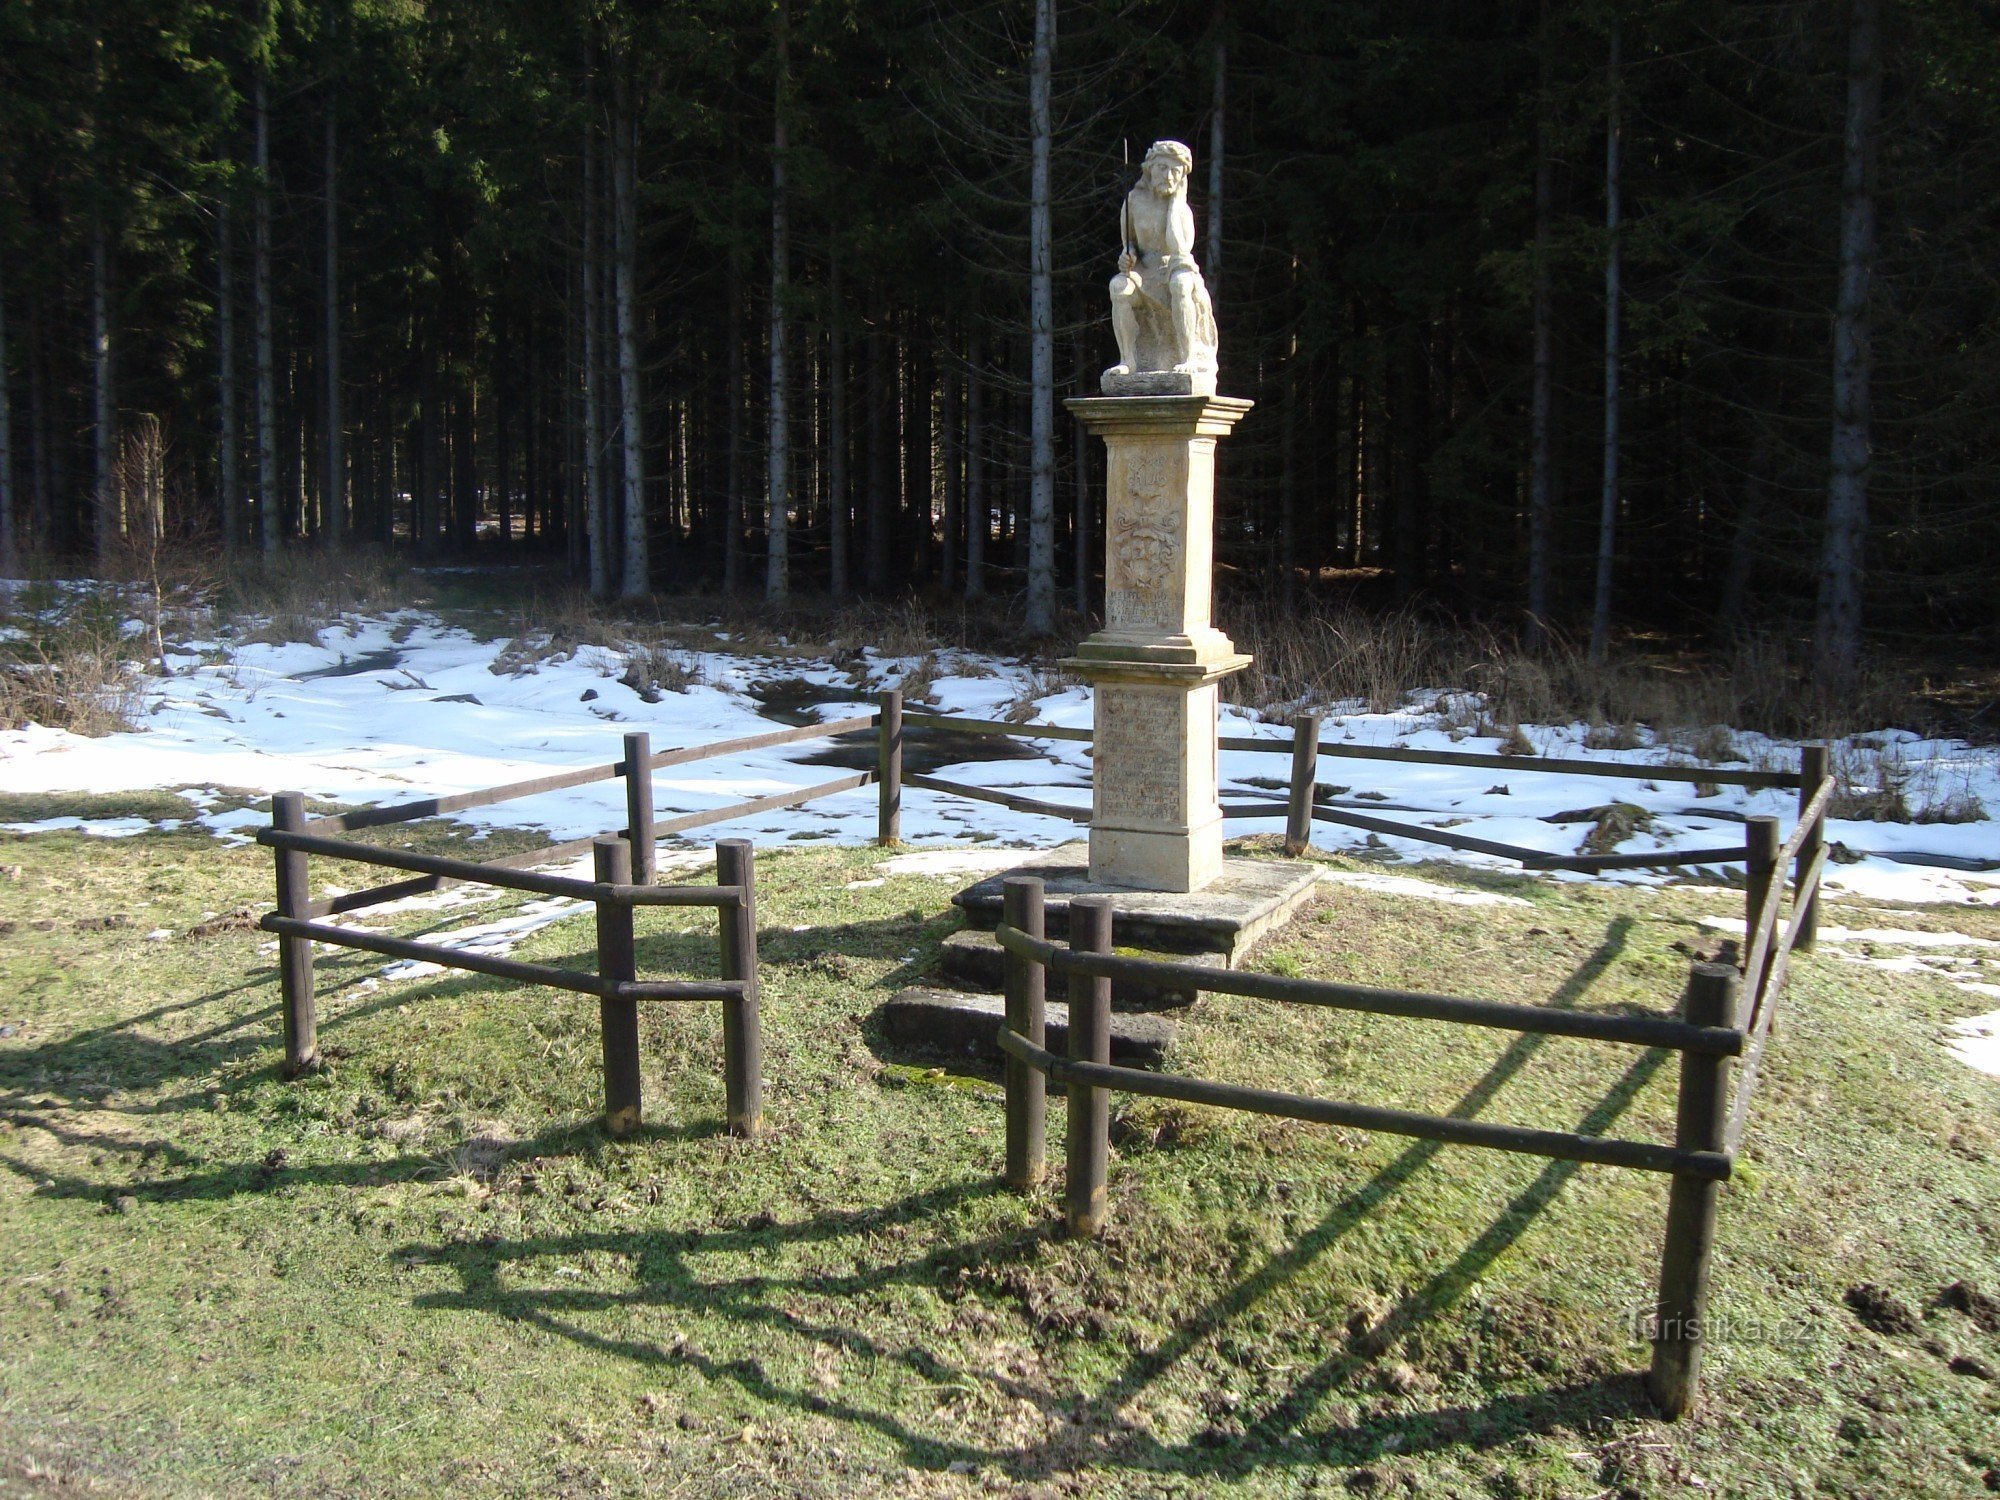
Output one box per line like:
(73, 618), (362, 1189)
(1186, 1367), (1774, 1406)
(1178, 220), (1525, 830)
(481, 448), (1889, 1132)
(1, 826), (1996, 1497)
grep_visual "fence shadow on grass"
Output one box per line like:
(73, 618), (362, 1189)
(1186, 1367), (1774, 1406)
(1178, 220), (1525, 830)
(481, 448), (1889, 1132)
(375, 916), (1661, 1485)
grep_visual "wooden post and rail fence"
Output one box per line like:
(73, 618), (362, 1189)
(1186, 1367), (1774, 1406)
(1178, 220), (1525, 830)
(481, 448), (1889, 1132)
(261, 690), (1831, 1416)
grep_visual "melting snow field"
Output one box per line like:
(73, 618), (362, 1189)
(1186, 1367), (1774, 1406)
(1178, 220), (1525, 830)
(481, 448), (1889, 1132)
(4, 586), (1997, 1072)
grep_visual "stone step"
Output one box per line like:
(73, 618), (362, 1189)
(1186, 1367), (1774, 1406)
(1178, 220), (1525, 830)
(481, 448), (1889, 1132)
(879, 986), (1175, 1069)
(952, 842), (1320, 963)
(939, 926), (1215, 1010)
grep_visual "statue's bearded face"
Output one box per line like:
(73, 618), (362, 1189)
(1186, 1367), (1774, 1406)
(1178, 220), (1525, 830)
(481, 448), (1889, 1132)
(1145, 156), (1187, 196)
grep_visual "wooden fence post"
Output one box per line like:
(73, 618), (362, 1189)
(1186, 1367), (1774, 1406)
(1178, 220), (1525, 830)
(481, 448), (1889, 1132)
(623, 730), (656, 886)
(716, 838), (762, 1139)
(878, 689), (902, 847)
(1745, 814), (1780, 994)
(1002, 875), (1047, 1188)
(1648, 961), (1740, 1418)
(271, 791), (319, 1078)
(1795, 744), (1827, 951)
(594, 837), (642, 1138)
(1285, 712), (1321, 857)
(1065, 896), (1113, 1238)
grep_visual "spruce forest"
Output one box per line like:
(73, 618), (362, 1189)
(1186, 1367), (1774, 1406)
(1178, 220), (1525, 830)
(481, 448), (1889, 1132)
(1, 0), (1995, 682)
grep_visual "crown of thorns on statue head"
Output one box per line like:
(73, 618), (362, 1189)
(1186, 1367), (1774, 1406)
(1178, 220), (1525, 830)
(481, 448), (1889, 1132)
(1144, 140), (1194, 173)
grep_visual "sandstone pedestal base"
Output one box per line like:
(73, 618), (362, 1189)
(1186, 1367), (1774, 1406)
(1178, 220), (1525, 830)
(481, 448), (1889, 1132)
(1064, 392), (1253, 895)
(952, 843), (1319, 965)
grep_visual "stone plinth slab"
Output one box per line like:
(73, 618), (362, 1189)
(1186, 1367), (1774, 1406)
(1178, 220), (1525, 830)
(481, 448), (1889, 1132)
(880, 987), (1176, 1068)
(951, 843), (1318, 964)
(940, 926), (1219, 1010)
(1102, 369), (1215, 398)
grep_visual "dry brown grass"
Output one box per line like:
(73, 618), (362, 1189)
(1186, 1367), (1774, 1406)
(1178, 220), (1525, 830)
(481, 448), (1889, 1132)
(226, 547), (414, 643)
(0, 625), (141, 736)
(1220, 600), (1920, 744)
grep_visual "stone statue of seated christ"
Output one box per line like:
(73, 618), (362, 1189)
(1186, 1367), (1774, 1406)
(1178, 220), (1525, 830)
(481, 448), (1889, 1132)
(1103, 139), (1220, 397)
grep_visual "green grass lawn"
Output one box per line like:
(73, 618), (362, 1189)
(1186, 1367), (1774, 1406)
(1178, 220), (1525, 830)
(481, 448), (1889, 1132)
(1, 817), (1996, 1498)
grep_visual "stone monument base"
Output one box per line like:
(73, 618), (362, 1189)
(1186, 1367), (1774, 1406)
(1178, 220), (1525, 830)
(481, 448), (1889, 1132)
(951, 842), (1319, 966)
(1101, 369), (1216, 398)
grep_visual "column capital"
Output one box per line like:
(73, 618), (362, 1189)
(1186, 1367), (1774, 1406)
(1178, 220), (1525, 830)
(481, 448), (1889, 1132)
(1065, 393), (1254, 439)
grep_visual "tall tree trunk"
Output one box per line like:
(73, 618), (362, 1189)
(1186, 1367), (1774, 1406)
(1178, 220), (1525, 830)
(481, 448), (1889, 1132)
(29, 304), (51, 548)
(723, 245), (745, 593)
(1589, 23), (1621, 662)
(92, 214), (117, 564)
(254, 68), (279, 558)
(581, 56), (609, 594)
(1526, 0), (1554, 643)
(902, 330), (931, 582)
(827, 252), (849, 598)
(765, 2), (791, 601)
(612, 58), (648, 598)
(940, 334), (959, 596)
(1207, 0), (1225, 309)
(1280, 327), (1298, 608)
(965, 330), (985, 598)
(0, 266), (14, 573)
(216, 188), (239, 554)
(1071, 322), (1089, 612)
(866, 322), (890, 590)
(322, 67), (343, 549)
(1816, 0), (1880, 687)
(1024, 0), (1057, 631)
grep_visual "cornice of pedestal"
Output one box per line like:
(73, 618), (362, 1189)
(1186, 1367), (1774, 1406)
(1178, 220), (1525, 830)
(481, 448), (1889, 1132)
(1063, 393), (1255, 439)
(1062, 631), (1252, 685)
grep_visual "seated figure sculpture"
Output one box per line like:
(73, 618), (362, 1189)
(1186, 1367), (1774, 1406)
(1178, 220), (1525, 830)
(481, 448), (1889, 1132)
(1104, 140), (1220, 396)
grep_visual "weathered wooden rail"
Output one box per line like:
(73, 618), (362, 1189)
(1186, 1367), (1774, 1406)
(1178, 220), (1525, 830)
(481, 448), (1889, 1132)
(990, 858), (1822, 1419)
(259, 713), (887, 1135)
(883, 698), (1827, 882)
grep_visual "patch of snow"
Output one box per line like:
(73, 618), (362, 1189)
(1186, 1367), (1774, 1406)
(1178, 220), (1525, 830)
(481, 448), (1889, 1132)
(370, 897), (589, 981)
(1, 816), (155, 838)
(876, 848), (1034, 879)
(1316, 869), (1532, 907)
(2, 591), (1994, 913)
(1945, 1011), (2000, 1077)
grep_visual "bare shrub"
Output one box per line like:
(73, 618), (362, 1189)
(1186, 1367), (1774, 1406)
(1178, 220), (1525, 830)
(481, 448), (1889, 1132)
(895, 652), (942, 704)
(0, 625), (140, 735)
(1000, 663), (1083, 722)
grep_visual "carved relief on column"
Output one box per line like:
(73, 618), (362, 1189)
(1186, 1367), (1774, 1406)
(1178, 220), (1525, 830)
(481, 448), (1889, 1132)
(1104, 445), (1186, 635)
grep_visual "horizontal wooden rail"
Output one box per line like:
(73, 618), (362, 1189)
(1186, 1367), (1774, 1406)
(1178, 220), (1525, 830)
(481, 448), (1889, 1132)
(1219, 734), (1798, 789)
(994, 923), (1744, 1056)
(1523, 846), (1750, 873)
(262, 913), (609, 996)
(258, 828), (744, 908)
(300, 714), (878, 837)
(904, 773), (1092, 823)
(900, 710), (1096, 744)
(649, 771), (875, 839)
(995, 1028), (1730, 1180)
(305, 873), (443, 918)
(1308, 804), (1559, 862)
(646, 714), (877, 769)
(304, 760), (628, 834)
(619, 978), (749, 1002)
(260, 914), (748, 1003)
(477, 831), (623, 874)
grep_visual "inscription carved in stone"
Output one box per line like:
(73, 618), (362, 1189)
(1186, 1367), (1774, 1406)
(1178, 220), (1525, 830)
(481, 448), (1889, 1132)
(1094, 688), (1185, 826)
